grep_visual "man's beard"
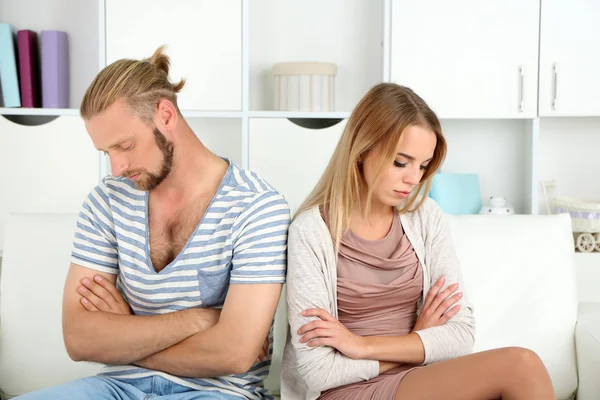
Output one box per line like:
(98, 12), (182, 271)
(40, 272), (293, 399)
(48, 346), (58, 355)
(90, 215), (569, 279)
(122, 128), (174, 191)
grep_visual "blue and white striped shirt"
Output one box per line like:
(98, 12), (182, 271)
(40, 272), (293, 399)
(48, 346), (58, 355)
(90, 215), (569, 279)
(71, 160), (290, 399)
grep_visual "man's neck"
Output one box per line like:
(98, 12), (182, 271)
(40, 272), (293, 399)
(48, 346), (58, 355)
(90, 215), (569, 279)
(150, 128), (229, 205)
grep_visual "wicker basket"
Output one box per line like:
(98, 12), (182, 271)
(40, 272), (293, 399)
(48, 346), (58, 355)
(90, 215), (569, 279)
(272, 62), (337, 112)
(553, 197), (600, 233)
(541, 180), (600, 252)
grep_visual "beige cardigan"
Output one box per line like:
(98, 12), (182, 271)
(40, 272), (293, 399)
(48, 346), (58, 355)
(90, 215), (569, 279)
(280, 198), (476, 400)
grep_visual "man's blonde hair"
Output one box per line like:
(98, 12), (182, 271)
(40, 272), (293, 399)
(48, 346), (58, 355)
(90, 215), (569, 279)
(80, 45), (185, 123)
(296, 83), (447, 250)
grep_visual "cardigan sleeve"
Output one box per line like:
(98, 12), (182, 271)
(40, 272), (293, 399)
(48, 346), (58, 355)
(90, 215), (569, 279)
(413, 202), (476, 364)
(285, 220), (379, 393)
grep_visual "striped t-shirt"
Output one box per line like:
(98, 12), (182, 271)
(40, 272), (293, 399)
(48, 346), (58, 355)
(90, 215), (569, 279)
(70, 160), (290, 399)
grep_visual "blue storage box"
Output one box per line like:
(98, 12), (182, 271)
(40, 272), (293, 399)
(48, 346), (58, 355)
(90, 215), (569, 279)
(429, 173), (481, 214)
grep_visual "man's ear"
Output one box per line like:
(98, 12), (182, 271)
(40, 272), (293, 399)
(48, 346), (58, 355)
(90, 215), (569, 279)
(155, 98), (178, 134)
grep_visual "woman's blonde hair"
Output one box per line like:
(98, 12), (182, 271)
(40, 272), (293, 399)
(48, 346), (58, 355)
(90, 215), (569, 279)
(296, 82), (447, 249)
(80, 45), (185, 123)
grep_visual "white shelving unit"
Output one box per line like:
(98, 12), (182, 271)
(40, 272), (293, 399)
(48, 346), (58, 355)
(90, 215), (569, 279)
(249, 118), (347, 214)
(390, 0), (540, 119)
(0, 108), (80, 116)
(0, 116), (100, 250)
(249, 0), (384, 113)
(1, 0), (600, 254)
(539, 0), (600, 117)
(0, 0), (101, 110)
(105, 0), (243, 112)
(537, 117), (600, 212)
(439, 119), (536, 215)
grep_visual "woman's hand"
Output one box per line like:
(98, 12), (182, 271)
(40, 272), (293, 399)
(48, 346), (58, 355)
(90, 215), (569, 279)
(412, 276), (462, 332)
(298, 308), (366, 359)
(256, 336), (270, 363)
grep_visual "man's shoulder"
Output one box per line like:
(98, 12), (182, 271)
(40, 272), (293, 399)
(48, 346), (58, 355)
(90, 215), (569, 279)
(90, 175), (144, 201)
(225, 163), (289, 207)
(80, 176), (145, 223)
(227, 163), (278, 194)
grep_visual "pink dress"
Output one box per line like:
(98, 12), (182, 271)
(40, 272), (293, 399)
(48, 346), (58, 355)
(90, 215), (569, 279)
(319, 216), (424, 400)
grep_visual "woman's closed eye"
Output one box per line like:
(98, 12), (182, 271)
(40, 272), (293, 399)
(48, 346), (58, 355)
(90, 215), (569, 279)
(394, 160), (429, 170)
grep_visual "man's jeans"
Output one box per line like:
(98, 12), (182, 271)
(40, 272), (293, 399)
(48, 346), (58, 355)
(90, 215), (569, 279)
(14, 375), (243, 399)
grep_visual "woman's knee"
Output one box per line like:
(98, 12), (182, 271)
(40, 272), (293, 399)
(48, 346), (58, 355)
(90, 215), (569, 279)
(503, 346), (549, 377)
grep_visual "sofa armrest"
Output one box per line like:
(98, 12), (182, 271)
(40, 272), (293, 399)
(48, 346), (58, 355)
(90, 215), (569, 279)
(576, 302), (600, 400)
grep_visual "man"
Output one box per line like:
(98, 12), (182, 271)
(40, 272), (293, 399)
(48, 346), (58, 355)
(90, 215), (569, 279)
(17, 46), (290, 399)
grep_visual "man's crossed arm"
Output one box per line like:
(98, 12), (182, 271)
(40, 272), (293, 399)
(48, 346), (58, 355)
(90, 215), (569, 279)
(63, 263), (281, 377)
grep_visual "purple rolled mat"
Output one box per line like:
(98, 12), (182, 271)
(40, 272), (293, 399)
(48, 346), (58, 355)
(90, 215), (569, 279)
(18, 29), (40, 108)
(41, 30), (69, 108)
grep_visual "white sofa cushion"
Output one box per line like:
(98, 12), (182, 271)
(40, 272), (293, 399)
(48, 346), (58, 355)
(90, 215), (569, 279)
(0, 212), (580, 399)
(0, 213), (103, 396)
(267, 213), (580, 399)
(575, 302), (600, 400)
(445, 213), (578, 400)
(0, 213), (283, 397)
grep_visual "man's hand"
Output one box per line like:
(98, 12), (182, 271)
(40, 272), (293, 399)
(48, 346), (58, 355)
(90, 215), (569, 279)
(78, 274), (132, 315)
(77, 274), (226, 332)
(412, 276), (462, 332)
(298, 308), (366, 360)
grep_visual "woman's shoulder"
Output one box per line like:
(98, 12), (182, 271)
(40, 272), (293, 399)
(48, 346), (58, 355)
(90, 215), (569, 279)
(290, 206), (329, 237)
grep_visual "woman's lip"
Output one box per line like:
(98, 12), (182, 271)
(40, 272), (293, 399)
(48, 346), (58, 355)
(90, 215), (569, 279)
(394, 190), (410, 198)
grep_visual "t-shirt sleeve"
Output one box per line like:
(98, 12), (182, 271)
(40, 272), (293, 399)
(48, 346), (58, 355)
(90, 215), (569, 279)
(70, 180), (119, 274)
(230, 191), (291, 284)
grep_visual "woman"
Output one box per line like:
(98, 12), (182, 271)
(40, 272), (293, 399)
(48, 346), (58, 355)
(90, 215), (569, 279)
(280, 83), (555, 400)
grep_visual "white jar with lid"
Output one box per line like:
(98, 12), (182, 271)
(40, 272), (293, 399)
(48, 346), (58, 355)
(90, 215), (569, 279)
(272, 62), (337, 112)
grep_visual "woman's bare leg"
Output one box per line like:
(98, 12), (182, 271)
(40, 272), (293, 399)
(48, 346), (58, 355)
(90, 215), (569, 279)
(395, 347), (555, 400)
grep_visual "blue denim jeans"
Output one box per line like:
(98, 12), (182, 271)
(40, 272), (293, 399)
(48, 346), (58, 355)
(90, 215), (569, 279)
(14, 375), (243, 399)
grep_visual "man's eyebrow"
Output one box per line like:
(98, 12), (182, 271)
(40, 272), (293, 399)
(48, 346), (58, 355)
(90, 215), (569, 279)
(98, 137), (134, 151)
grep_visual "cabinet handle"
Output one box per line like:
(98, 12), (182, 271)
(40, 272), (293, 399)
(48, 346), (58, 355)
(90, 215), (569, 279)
(552, 63), (558, 110)
(519, 65), (524, 112)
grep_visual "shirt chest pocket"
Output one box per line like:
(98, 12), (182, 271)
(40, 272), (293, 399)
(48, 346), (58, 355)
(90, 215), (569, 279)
(197, 265), (231, 306)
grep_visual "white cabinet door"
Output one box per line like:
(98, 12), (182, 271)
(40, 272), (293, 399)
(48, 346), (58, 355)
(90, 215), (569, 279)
(539, 0), (600, 116)
(0, 116), (100, 251)
(390, 0), (540, 119)
(105, 0), (242, 111)
(248, 118), (346, 214)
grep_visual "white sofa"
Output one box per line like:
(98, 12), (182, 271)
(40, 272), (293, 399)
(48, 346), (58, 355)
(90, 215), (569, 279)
(1, 212), (599, 399)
